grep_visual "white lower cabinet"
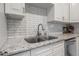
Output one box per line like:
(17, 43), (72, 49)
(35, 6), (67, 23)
(76, 37), (79, 56)
(12, 51), (30, 56)
(31, 41), (65, 56)
(52, 44), (64, 56)
(11, 41), (64, 56)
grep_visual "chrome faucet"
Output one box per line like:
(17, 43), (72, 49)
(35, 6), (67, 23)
(35, 24), (48, 42)
(37, 24), (45, 36)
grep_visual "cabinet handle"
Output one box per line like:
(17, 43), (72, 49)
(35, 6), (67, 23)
(23, 8), (25, 13)
(12, 8), (19, 10)
(62, 17), (64, 21)
(56, 17), (61, 19)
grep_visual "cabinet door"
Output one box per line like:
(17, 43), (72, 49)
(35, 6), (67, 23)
(63, 3), (70, 22)
(70, 3), (79, 22)
(52, 41), (65, 56)
(76, 37), (79, 56)
(52, 45), (64, 56)
(12, 51), (30, 56)
(5, 3), (25, 14)
(54, 3), (69, 22)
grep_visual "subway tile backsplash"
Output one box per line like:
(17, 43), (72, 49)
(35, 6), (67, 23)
(47, 22), (64, 34)
(7, 18), (26, 39)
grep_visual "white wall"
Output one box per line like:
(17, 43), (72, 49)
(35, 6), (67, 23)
(0, 3), (7, 50)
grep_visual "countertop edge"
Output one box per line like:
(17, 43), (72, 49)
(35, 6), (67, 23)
(2, 34), (79, 56)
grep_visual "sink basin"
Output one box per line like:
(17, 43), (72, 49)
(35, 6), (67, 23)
(24, 36), (58, 43)
(48, 36), (57, 40)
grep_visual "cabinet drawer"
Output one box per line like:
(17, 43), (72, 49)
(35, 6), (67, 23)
(36, 50), (53, 56)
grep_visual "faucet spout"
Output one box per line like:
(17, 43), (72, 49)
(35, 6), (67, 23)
(37, 24), (45, 36)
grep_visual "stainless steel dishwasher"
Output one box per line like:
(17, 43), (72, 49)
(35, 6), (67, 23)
(65, 37), (76, 56)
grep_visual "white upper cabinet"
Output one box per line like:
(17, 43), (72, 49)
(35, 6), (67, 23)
(5, 3), (25, 14)
(47, 3), (69, 22)
(54, 3), (69, 22)
(5, 3), (25, 19)
(47, 3), (79, 23)
(5, 3), (79, 23)
(70, 3), (79, 22)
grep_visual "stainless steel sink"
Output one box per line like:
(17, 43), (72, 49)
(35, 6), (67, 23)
(48, 36), (58, 40)
(24, 36), (58, 43)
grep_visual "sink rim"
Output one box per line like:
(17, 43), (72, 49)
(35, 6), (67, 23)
(24, 36), (58, 43)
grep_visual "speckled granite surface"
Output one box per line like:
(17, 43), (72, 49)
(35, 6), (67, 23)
(1, 34), (79, 56)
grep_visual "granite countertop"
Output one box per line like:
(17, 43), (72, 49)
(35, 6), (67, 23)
(1, 34), (79, 56)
